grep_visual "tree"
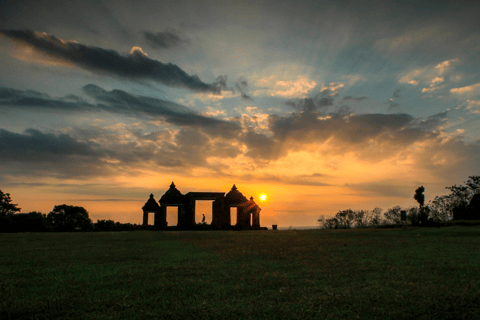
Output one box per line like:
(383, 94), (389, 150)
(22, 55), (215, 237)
(433, 176), (480, 220)
(10, 212), (48, 232)
(384, 206), (402, 224)
(318, 216), (339, 229)
(47, 205), (93, 232)
(0, 190), (21, 216)
(370, 207), (383, 226)
(335, 209), (355, 228)
(414, 186), (425, 207)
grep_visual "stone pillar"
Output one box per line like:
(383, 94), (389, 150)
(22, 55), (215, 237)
(252, 209), (260, 229)
(158, 205), (167, 227)
(143, 210), (148, 226)
(177, 205), (186, 228)
(212, 200), (218, 226)
(154, 210), (163, 229)
(187, 199), (196, 227)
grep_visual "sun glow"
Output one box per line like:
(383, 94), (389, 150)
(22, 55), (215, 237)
(260, 194), (267, 201)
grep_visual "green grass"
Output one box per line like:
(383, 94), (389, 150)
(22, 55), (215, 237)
(1, 227), (479, 319)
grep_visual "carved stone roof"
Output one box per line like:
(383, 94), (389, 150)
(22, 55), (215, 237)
(160, 182), (185, 204)
(225, 184), (248, 205)
(238, 196), (260, 212)
(142, 193), (160, 211)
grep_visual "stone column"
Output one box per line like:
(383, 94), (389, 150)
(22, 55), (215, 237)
(159, 205), (167, 227)
(252, 209), (260, 229)
(143, 210), (148, 226)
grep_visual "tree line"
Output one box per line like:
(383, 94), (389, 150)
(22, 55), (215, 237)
(0, 191), (142, 232)
(318, 176), (480, 229)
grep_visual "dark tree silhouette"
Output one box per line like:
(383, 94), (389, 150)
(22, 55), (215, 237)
(414, 186), (429, 223)
(436, 176), (480, 220)
(414, 186), (425, 207)
(0, 190), (21, 216)
(0, 190), (22, 232)
(10, 212), (48, 232)
(47, 205), (93, 232)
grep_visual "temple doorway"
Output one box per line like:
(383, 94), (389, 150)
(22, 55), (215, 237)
(147, 213), (154, 226)
(230, 207), (237, 226)
(166, 206), (178, 226)
(195, 200), (213, 224)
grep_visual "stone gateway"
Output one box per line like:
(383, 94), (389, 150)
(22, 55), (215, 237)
(142, 183), (262, 230)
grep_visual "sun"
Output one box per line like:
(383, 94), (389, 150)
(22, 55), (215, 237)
(260, 194), (267, 201)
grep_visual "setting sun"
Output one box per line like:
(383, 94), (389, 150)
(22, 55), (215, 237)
(260, 194), (267, 201)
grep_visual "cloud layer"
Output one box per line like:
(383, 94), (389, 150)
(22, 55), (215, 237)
(0, 85), (240, 137)
(0, 29), (223, 94)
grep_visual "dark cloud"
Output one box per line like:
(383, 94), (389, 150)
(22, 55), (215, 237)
(0, 85), (241, 138)
(393, 89), (401, 99)
(0, 128), (111, 178)
(287, 94), (335, 112)
(0, 29), (223, 94)
(241, 109), (441, 162)
(0, 86), (92, 112)
(144, 30), (189, 49)
(342, 96), (368, 102)
(344, 181), (412, 198)
(0, 124), (243, 179)
(234, 80), (253, 101)
(241, 128), (282, 160)
(387, 89), (401, 109)
(261, 173), (332, 186)
(81, 85), (240, 138)
(0, 128), (101, 161)
(219, 172), (331, 186)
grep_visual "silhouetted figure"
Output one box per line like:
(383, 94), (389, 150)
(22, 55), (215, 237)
(202, 214), (205, 223)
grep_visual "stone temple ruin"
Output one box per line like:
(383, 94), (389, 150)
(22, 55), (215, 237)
(142, 183), (263, 230)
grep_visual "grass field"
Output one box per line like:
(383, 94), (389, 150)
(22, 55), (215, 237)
(1, 227), (479, 319)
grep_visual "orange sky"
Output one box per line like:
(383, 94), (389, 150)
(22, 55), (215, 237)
(1, 1), (480, 227)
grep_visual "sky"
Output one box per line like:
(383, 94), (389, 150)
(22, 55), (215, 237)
(1, 0), (480, 227)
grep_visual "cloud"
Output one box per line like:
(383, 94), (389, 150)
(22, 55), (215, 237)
(450, 83), (480, 95)
(234, 80), (253, 101)
(0, 128), (111, 178)
(0, 85), (241, 138)
(435, 59), (459, 74)
(0, 128), (100, 161)
(398, 70), (424, 86)
(235, 172), (331, 186)
(344, 181), (412, 198)
(243, 109), (445, 163)
(0, 86), (92, 112)
(342, 96), (368, 102)
(253, 75), (317, 98)
(286, 93), (335, 113)
(431, 77), (445, 85)
(0, 122), (245, 180)
(392, 89), (401, 99)
(399, 59), (461, 94)
(320, 82), (344, 94)
(0, 29), (223, 94)
(387, 89), (401, 109)
(144, 30), (189, 49)
(422, 76), (446, 93)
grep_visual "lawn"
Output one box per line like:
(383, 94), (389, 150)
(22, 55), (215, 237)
(1, 227), (479, 319)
